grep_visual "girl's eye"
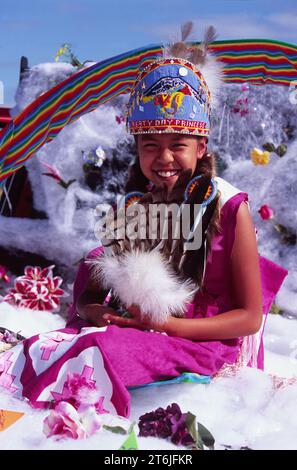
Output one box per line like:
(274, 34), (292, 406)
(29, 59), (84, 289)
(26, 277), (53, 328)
(173, 144), (186, 148)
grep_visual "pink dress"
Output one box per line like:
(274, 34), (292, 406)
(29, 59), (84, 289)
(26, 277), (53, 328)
(0, 178), (288, 417)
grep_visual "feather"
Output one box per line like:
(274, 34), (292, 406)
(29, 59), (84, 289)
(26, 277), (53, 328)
(199, 55), (225, 107)
(89, 249), (196, 325)
(88, 170), (219, 324)
(188, 26), (217, 66)
(162, 21), (224, 107)
(169, 174), (213, 279)
(181, 21), (194, 41)
(167, 42), (188, 59)
(188, 46), (205, 66)
(203, 25), (217, 51)
(165, 21), (193, 59)
(180, 195), (219, 283)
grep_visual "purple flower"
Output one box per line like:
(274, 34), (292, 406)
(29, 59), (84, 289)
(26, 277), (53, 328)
(156, 419), (172, 438)
(165, 403), (182, 420)
(139, 403), (193, 445)
(171, 418), (195, 447)
(2, 329), (18, 344)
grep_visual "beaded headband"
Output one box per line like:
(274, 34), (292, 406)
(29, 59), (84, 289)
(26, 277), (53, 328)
(126, 24), (224, 137)
(126, 57), (211, 136)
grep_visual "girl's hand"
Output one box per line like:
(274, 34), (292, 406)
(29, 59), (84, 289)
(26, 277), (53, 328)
(103, 304), (165, 332)
(78, 304), (118, 328)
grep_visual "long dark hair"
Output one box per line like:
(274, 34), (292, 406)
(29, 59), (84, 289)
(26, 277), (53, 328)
(123, 137), (222, 288)
(125, 139), (221, 243)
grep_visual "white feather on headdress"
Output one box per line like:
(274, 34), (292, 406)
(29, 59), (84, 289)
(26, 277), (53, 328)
(162, 22), (225, 108)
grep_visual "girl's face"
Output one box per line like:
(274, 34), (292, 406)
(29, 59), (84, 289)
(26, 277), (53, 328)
(137, 133), (207, 192)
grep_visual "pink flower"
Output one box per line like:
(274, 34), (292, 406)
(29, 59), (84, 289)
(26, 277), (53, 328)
(115, 115), (125, 124)
(43, 401), (102, 440)
(41, 162), (63, 183)
(56, 372), (109, 413)
(43, 276), (65, 310)
(2, 265), (65, 311)
(18, 265), (55, 283)
(41, 162), (76, 189)
(0, 265), (10, 283)
(232, 96), (249, 116)
(258, 204), (274, 220)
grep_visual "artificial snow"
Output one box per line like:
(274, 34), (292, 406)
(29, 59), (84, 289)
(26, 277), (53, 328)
(1, 64), (296, 313)
(0, 302), (65, 338)
(0, 301), (297, 450)
(1, 59), (297, 450)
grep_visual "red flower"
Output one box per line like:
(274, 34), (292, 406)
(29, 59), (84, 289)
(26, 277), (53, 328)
(115, 115), (125, 124)
(2, 265), (65, 311)
(258, 204), (274, 220)
(0, 265), (10, 283)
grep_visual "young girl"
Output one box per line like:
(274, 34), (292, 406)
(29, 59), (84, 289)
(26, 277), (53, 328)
(78, 132), (263, 341)
(0, 32), (288, 418)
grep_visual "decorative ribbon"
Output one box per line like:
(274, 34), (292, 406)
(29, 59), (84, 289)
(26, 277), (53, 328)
(1, 39), (296, 187)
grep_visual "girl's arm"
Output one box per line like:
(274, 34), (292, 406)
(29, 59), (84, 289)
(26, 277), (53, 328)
(76, 277), (117, 327)
(165, 201), (263, 340)
(104, 202), (263, 340)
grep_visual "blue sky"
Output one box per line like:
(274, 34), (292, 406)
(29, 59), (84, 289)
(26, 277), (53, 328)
(0, 0), (297, 106)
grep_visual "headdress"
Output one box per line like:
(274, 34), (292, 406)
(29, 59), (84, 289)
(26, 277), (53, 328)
(126, 22), (224, 137)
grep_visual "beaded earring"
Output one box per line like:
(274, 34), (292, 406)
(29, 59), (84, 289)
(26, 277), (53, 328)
(122, 175), (217, 209)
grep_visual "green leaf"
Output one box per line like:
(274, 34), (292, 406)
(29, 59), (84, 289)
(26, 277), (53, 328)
(127, 421), (136, 435)
(262, 142), (275, 152)
(196, 435), (205, 450)
(270, 302), (283, 315)
(275, 144), (287, 157)
(58, 179), (76, 189)
(103, 425), (128, 435)
(64, 179), (76, 189)
(197, 422), (215, 450)
(185, 412), (198, 443)
(119, 429), (138, 450)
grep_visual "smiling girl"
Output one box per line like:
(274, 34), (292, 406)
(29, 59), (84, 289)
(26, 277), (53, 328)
(90, 130), (264, 341)
(137, 134), (206, 191)
(0, 28), (288, 418)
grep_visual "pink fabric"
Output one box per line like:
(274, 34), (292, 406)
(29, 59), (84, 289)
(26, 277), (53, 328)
(68, 192), (288, 372)
(0, 191), (288, 417)
(185, 193), (288, 369)
(256, 256), (288, 368)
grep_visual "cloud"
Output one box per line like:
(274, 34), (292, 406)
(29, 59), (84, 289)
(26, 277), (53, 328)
(267, 13), (297, 30)
(145, 13), (297, 43)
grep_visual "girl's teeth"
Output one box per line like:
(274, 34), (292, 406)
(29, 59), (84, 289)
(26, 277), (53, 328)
(157, 171), (178, 177)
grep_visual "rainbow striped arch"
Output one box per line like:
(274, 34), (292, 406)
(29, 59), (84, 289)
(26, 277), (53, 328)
(124, 191), (144, 209)
(184, 175), (218, 206)
(0, 38), (296, 187)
